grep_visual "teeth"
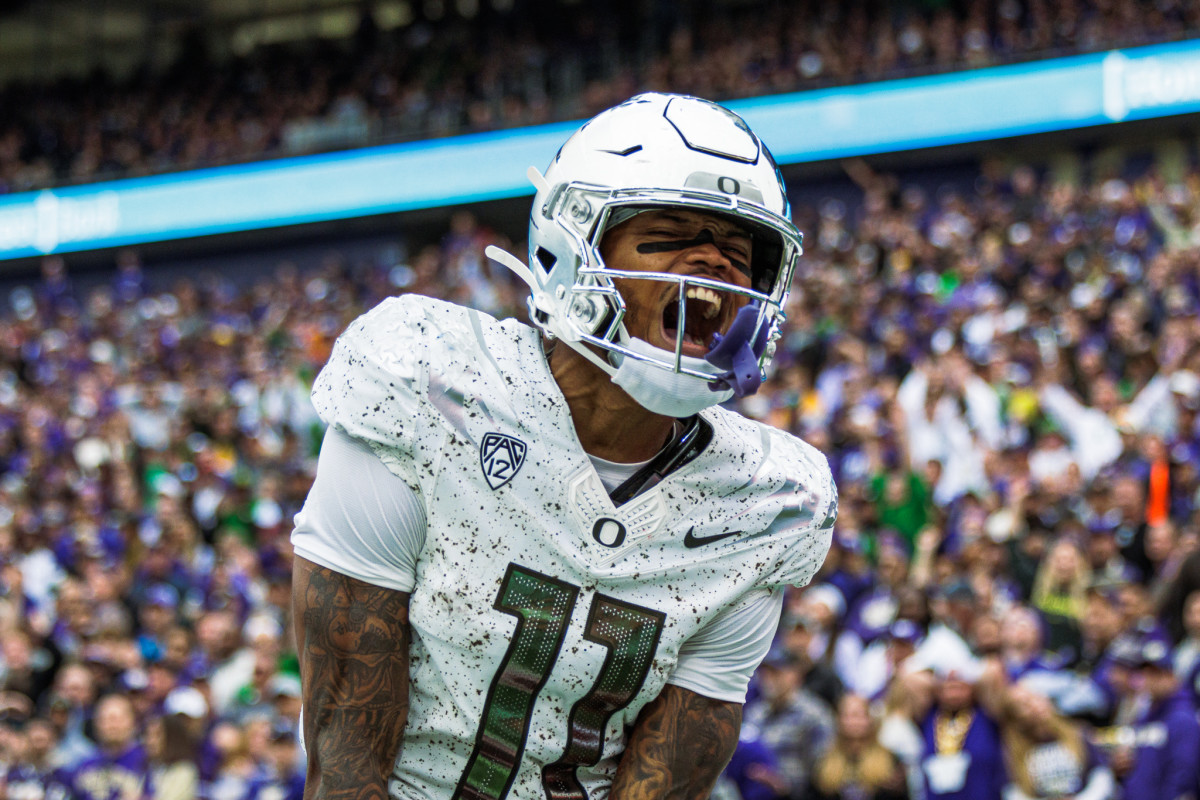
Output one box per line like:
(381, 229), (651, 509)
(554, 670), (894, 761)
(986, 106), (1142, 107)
(685, 287), (722, 318)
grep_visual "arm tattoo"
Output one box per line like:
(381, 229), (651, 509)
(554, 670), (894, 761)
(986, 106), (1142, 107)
(293, 556), (411, 800)
(610, 684), (742, 800)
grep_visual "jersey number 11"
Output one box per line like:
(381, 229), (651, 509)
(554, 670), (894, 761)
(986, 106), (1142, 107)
(451, 562), (666, 800)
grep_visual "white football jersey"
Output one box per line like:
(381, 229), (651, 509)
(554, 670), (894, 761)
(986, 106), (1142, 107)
(305, 294), (837, 800)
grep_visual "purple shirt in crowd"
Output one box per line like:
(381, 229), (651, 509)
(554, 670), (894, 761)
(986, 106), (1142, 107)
(920, 707), (1005, 800)
(1121, 690), (1200, 800)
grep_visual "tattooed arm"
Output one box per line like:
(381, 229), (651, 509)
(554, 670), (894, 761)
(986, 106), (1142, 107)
(293, 556), (411, 800)
(610, 684), (741, 800)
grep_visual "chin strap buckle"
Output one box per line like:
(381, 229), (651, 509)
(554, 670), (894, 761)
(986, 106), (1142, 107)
(704, 302), (770, 398)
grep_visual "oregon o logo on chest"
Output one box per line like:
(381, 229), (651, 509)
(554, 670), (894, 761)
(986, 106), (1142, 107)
(592, 517), (627, 548)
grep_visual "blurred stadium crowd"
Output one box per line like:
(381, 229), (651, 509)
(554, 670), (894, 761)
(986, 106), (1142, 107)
(0, 1), (1199, 798)
(1, 135), (1199, 799)
(5, 0), (1200, 192)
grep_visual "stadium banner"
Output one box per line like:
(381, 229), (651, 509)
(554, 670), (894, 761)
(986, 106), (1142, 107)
(2, 38), (1200, 260)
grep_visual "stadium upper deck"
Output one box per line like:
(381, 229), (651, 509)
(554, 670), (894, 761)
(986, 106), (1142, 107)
(2, 0), (1200, 193)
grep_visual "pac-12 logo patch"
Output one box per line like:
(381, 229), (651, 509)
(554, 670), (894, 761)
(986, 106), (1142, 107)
(480, 433), (527, 490)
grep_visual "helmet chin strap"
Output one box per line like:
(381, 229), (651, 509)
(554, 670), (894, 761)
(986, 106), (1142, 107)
(526, 165), (551, 195)
(485, 244), (536, 286)
(485, 244), (556, 320)
(486, 242), (620, 378)
(481, 165), (549, 296)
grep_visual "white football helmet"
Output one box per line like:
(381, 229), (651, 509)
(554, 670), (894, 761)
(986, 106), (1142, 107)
(487, 92), (802, 416)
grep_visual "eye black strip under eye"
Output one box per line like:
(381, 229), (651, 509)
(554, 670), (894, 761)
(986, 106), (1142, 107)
(635, 229), (716, 254)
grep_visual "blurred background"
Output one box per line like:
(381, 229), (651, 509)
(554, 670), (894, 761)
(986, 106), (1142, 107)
(1, 2), (1200, 800)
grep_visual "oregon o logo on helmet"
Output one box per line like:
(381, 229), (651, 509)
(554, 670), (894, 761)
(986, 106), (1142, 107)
(717, 176), (741, 195)
(592, 518), (627, 548)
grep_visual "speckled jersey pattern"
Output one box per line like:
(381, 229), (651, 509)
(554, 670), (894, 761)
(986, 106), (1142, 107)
(310, 294), (837, 800)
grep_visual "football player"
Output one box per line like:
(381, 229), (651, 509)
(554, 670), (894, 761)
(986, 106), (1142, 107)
(291, 93), (837, 800)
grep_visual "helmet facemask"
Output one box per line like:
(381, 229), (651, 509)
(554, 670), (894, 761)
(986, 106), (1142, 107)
(538, 182), (799, 391)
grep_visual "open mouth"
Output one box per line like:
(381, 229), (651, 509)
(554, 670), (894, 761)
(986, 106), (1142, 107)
(661, 286), (730, 357)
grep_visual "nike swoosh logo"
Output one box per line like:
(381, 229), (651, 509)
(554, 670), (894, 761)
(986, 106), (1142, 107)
(683, 527), (742, 548)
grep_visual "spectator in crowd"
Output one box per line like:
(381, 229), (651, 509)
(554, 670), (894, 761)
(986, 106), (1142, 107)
(1159, 548), (1200, 645)
(228, 637), (284, 722)
(850, 618), (921, 704)
(1036, 371), (1122, 483)
(52, 693), (147, 800)
(1171, 589), (1200, 701)
(193, 609), (255, 716)
(202, 719), (259, 800)
(243, 718), (304, 800)
(901, 657), (1006, 800)
(1050, 584), (1127, 725)
(999, 683), (1114, 800)
(0, 629), (58, 707)
(3, 714), (62, 800)
(877, 678), (927, 800)
(810, 693), (908, 800)
(266, 673), (302, 728)
(905, 577), (977, 679)
(144, 711), (202, 800)
(777, 613), (844, 711)
(868, 473), (931, 553)
(723, 732), (789, 800)
(792, 585), (847, 654)
(39, 663), (96, 767)
(1085, 521), (1139, 589)
(0, 708), (31, 792)
(1000, 605), (1060, 682)
(135, 584), (180, 664)
(743, 650), (836, 800)
(1030, 536), (1088, 658)
(836, 537), (912, 692)
(1109, 639), (1200, 800)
